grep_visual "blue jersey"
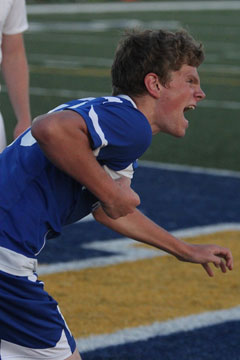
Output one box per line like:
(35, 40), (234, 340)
(0, 95), (152, 258)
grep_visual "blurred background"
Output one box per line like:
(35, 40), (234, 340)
(1, 1), (240, 359)
(1, 0), (240, 171)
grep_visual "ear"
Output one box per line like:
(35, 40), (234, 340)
(144, 73), (162, 98)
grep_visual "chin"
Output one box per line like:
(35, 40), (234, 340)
(172, 118), (189, 137)
(173, 126), (187, 138)
(174, 131), (186, 138)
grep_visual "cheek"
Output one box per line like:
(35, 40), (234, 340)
(161, 87), (188, 114)
(172, 90), (189, 111)
(167, 95), (185, 114)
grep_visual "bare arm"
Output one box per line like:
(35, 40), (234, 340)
(31, 110), (140, 219)
(93, 204), (233, 277)
(1, 33), (31, 138)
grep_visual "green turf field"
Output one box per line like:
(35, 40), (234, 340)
(1, 1), (240, 170)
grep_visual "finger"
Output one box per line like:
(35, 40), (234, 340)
(202, 263), (214, 277)
(219, 260), (227, 273)
(214, 259), (227, 273)
(216, 253), (233, 271)
(225, 253), (233, 270)
(214, 248), (233, 270)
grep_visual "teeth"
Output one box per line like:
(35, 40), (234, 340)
(184, 105), (195, 112)
(184, 105), (195, 113)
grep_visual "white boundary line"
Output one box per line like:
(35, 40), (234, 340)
(37, 162), (240, 275)
(36, 155), (240, 352)
(38, 223), (240, 275)
(27, 1), (240, 15)
(29, 19), (180, 33)
(200, 100), (240, 110)
(138, 160), (240, 178)
(36, 159), (240, 351)
(2, 85), (240, 111)
(76, 305), (240, 352)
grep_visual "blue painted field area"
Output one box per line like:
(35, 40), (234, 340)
(84, 321), (240, 360)
(38, 164), (240, 263)
(38, 163), (240, 360)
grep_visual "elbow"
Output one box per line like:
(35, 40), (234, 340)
(31, 114), (55, 145)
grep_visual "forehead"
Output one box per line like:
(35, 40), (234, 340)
(171, 65), (200, 81)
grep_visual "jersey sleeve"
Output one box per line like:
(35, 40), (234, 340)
(3, 0), (28, 35)
(67, 97), (152, 178)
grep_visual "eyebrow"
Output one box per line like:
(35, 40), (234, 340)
(186, 73), (200, 84)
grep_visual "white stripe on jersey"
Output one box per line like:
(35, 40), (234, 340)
(20, 130), (37, 147)
(89, 105), (108, 156)
(103, 164), (134, 179)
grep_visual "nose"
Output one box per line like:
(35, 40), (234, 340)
(196, 87), (206, 102)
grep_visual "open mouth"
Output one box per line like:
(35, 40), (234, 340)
(184, 105), (196, 112)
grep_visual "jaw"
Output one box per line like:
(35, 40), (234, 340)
(151, 101), (193, 137)
(170, 111), (190, 137)
(170, 112), (190, 138)
(154, 113), (189, 137)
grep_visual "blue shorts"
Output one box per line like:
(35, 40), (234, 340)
(0, 269), (76, 359)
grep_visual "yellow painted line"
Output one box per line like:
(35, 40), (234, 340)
(29, 65), (110, 77)
(40, 231), (239, 339)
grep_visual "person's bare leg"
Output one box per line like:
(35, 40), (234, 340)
(65, 347), (82, 360)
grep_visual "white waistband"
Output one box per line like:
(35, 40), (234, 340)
(0, 246), (37, 276)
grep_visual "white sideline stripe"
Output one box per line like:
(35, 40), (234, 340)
(28, 54), (114, 67)
(76, 305), (240, 352)
(201, 64), (240, 74)
(4, 85), (240, 111)
(29, 19), (180, 33)
(38, 223), (240, 275)
(172, 223), (240, 238)
(1, 85), (102, 99)
(27, 53), (240, 71)
(200, 100), (240, 110)
(27, 2), (240, 15)
(138, 160), (240, 178)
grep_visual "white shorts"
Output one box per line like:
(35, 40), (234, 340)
(0, 330), (74, 360)
(0, 112), (7, 152)
(0, 247), (77, 359)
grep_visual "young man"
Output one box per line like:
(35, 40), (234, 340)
(0, 29), (233, 360)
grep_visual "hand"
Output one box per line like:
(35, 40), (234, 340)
(101, 176), (140, 219)
(14, 120), (31, 139)
(177, 243), (233, 277)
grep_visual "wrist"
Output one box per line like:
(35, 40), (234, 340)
(174, 241), (194, 262)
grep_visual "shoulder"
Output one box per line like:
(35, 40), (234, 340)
(48, 96), (152, 152)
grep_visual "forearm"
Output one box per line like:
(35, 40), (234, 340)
(93, 205), (233, 277)
(1, 34), (31, 128)
(93, 206), (190, 259)
(31, 111), (140, 218)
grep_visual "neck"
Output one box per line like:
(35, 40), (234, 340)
(131, 94), (160, 135)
